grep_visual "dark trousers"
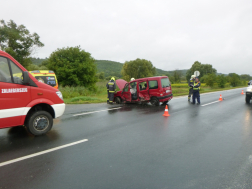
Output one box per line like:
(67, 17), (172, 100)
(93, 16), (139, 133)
(107, 90), (109, 103)
(108, 92), (114, 103)
(193, 90), (200, 104)
(188, 88), (193, 100)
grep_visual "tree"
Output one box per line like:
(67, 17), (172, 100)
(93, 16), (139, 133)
(186, 61), (217, 81)
(46, 46), (97, 87)
(204, 73), (216, 87)
(173, 70), (181, 83)
(96, 72), (105, 80)
(0, 20), (44, 68)
(216, 74), (227, 88)
(240, 74), (252, 81)
(228, 73), (240, 87)
(121, 58), (156, 81)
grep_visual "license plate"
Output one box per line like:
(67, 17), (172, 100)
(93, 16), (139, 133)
(166, 90), (169, 93)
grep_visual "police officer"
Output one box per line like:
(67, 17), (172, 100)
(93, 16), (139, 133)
(188, 75), (195, 102)
(106, 77), (116, 104)
(192, 77), (201, 104)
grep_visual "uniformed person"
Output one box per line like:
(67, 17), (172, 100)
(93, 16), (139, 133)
(192, 77), (201, 104)
(188, 75), (195, 102)
(106, 77), (116, 104)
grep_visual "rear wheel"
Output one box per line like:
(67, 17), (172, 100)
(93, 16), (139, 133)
(115, 97), (122, 104)
(150, 97), (160, 106)
(246, 95), (251, 104)
(25, 111), (53, 135)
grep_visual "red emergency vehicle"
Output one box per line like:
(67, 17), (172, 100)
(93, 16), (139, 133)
(114, 76), (173, 106)
(0, 51), (65, 135)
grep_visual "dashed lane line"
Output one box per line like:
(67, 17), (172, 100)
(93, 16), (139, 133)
(0, 139), (88, 167)
(201, 100), (220, 107)
(73, 107), (122, 117)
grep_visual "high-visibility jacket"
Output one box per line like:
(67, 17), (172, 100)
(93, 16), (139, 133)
(106, 80), (116, 92)
(193, 81), (201, 91)
(188, 79), (194, 89)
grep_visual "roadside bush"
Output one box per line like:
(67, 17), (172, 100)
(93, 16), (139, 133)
(47, 46), (97, 88)
(216, 74), (227, 88)
(228, 73), (240, 87)
(204, 73), (217, 88)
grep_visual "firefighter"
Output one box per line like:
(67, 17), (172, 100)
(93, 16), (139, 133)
(106, 77), (116, 104)
(188, 75), (195, 102)
(192, 77), (201, 104)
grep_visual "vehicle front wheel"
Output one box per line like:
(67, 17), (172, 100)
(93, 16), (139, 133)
(115, 97), (122, 104)
(162, 101), (168, 105)
(25, 111), (53, 135)
(246, 95), (251, 104)
(150, 97), (160, 106)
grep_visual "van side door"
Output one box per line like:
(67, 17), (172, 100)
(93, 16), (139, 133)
(0, 56), (31, 128)
(138, 80), (150, 101)
(121, 83), (131, 102)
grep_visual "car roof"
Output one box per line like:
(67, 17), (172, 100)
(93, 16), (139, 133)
(133, 76), (168, 82)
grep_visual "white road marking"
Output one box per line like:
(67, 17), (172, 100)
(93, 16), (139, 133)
(73, 107), (122, 116)
(0, 139), (88, 167)
(172, 87), (245, 99)
(201, 100), (220, 107)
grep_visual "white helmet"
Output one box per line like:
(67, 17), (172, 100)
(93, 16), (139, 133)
(191, 75), (196, 79)
(130, 78), (135, 81)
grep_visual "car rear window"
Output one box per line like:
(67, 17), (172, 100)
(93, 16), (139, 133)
(149, 80), (158, 89)
(161, 78), (170, 88)
(35, 76), (56, 87)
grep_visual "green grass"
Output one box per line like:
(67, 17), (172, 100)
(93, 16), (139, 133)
(60, 81), (246, 104)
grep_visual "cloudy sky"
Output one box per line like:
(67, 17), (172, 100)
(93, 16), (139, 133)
(1, 0), (252, 74)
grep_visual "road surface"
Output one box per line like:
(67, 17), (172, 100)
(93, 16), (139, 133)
(1, 87), (252, 189)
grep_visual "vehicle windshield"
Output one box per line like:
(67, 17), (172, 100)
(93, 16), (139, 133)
(161, 78), (170, 88)
(35, 76), (56, 87)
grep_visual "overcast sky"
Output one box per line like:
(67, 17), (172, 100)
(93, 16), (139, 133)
(1, 0), (252, 74)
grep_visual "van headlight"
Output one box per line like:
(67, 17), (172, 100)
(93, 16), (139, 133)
(56, 91), (63, 100)
(247, 88), (252, 92)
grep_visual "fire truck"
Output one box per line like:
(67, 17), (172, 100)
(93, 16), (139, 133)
(0, 50), (65, 135)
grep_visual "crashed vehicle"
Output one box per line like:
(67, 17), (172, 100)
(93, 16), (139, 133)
(114, 76), (173, 106)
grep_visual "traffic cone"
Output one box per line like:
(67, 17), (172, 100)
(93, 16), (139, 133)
(163, 105), (170, 117)
(241, 90), (244, 95)
(219, 94), (223, 101)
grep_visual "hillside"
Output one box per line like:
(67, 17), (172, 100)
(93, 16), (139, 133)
(95, 60), (123, 77)
(30, 57), (47, 65)
(31, 58), (188, 78)
(95, 60), (188, 77)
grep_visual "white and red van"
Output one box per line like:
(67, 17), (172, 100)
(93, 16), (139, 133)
(0, 50), (65, 135)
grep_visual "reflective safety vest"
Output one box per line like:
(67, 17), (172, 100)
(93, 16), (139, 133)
(193, 81), (201, 90)
(188, 79), (194, 89)
(106, 80), (116, 92)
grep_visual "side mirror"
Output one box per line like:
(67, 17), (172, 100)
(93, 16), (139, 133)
(23, 71), (30, 85)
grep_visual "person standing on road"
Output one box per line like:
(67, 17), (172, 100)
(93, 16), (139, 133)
(106, 77), (116, 104)
(188, 75), (195, 102)
(192, 77), (201, 104)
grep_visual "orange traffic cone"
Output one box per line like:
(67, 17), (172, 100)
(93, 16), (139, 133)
(163, 105), (170, 117)
(219, 94), (223, 101)
(241, 90), (244, 95)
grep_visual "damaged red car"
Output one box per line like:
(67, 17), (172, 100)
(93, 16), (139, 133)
(114, 76), (173, 106)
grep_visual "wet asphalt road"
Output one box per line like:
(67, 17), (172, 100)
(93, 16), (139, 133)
(1, 87), (252, 189)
